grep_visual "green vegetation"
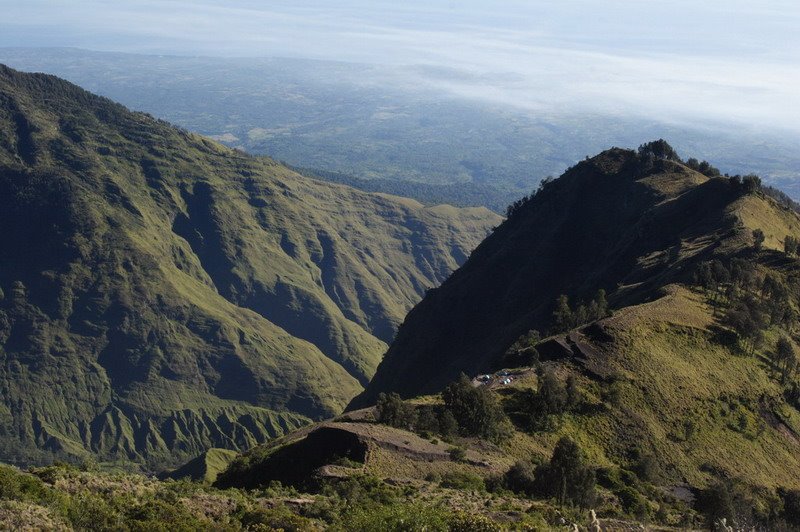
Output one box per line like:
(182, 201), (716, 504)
(372, 375), (512, 443)
(532, 437), (596, 509)
(550, 290), (609, 334)
(344, 141), (800, 530)
(441, 375), (513, 444)
(375, 393), (417, 430)
(353, 140), (776, 405)
(0, 64), (499, 469)
(158, 449), (238, 484)
(3, 66), (800, 530)
(511, 369), (582, 431)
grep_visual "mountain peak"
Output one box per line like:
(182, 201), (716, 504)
(352, 143), (786, 406)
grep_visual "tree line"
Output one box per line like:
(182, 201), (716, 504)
(551, 289), (610, 334)
(693, 255), (800, 390)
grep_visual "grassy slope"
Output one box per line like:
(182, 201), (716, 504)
(0, 64), (500, 470)
(353, 150), (782, 406)
(159, 448), (238, 483)
(211, 161), (800, 526)
(214, 281), (800, 527)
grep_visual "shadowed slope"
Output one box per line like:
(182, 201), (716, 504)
(353, 148), (783, 406)
(0, 64), (499, 469)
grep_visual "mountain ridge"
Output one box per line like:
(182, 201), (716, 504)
(0, 64), (500, 469)
(353, 145), (796, 406)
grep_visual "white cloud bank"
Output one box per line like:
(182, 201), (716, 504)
(1, 0), (799, 132)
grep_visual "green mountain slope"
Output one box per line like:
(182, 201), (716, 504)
(211, 278), (800, 526)
(0, 64), (500, 469)
(214, 148), (800, 528)
(158, 448), (237, 483)
(353, 146), (791, 405)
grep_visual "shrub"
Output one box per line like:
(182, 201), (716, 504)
(503, 460), (537, 496)
(449, 511), (503, 531)
(448, 447), (466, 462)
(696, 479), (766, 529)
(534, 437), (596, 508)
(752, 229), (765, 251)
(375, 392), (416, 429)
(438, 410), (459, 439)
(125, 498), (210, 531)
(439, 471), (485, 491)
(634, 454), (659, 482)
(603, 380), (624, 407)
(615, 485), (649, 520)
(322, 475), (398, 508)
(342, 502), (451, 531)
(66, 492), (124, 531)
(780, 488), (800, 527)
(238, 504), (316, 532)
(442, 374), (513, 443)
(0, 465), (52, 505)
(521, 369), (583, 431)
(414, 405), (440, 434)
(638, 139), (680, 162)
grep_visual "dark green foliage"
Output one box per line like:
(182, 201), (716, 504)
(0, 465), (51, 505)
(597, 461), (650, 522)
(66, 493), (124, 531)
(743, 174), (763, 193)
(693, 260), (731, 312)
(517, 369), (580, 431)
(534, 437), (596, 508)
(552, 295), (574, 334)
(442, 374), (513, 443)
(439, 471), (485, 491)
(697, 480), (745, 529)
(530, 369), (567, 424)
(685, 157), (721, 177)
(448, 447), (467, 462)
(124, 499), (210, 531)
(637, 139), (680, 162)
(551, 290), (610, 334)
(565, 375), (582, 410)
(0, 65), (501, 468)
(634, 454), (659, 483)
(615, 485), (650, 520)
(724, 294), (768, 355)
(602, 379), (625, 408)
(785, 236), (799, 256)
(321, 474), (398, 508)
(503, 460), (537, 496)
(437, 410), (459, 439)
(412, 405), (459, 440)
(504, 329), (541, 366)
(774, 337), (798, 383)
(753, 229), (766, 251)
(237, 504), (316, 532)
(683, 419), (696, 441)
(779, 488), (800, 527)
(375, 393), (417, 429)
(413, 405), (441, 434)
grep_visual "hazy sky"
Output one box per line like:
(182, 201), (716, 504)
(2, 0), (799, 132)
